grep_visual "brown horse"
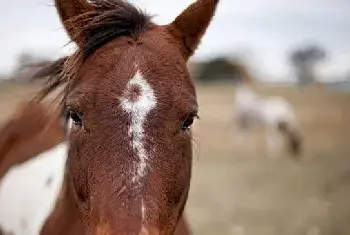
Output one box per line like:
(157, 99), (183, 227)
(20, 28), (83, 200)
(10, 0), (219, 234)
(0, 101), (191, 235)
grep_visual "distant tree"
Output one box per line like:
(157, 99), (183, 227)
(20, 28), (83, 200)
(229, 58), (254, 83)
(290, 45), (327, 86)
(196, 57), (234, 83)
(196, 56), (253, 83)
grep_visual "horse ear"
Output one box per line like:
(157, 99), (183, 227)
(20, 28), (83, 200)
(55, 0), (94, 47)
(166, 0), (220, 60)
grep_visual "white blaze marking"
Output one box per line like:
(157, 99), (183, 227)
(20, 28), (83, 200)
(141, 198), (146, 221)
(0, 143), (68, 235)
(120, 70), (157, 183)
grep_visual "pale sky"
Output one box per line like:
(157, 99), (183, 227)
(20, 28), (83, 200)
(1, 0), (350, 82)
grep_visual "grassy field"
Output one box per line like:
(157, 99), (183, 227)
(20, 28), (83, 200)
(0, 81), (350, 235)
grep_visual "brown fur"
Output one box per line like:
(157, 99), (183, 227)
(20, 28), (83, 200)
(32, 0), (219, 234)
(0, 101), (191, 235)
(55, 0), (93, 44)
(0, 101), (64, 178)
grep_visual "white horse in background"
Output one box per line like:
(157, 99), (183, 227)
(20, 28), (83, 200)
(232, 84), (303, 157)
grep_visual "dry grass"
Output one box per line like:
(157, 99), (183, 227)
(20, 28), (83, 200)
(187, 83), (350, 235)
(0, 81), (349, 235)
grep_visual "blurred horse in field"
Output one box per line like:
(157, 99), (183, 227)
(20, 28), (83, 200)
(232, 83), (303, 157)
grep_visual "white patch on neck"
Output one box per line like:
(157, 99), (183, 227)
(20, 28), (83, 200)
(0, 143), (68, 235)
(120, 70), (157, 183)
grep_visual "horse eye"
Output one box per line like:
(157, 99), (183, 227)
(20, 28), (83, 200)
(181, 114), (197, 131)
(68, 109), (83, 126)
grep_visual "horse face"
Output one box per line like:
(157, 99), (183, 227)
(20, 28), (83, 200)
(43, 0), (220, 234)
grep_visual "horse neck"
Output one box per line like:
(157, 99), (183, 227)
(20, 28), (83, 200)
(40, 169), (83, 235)
(39, 125), (83, 235)
(0, 115), (64, 179)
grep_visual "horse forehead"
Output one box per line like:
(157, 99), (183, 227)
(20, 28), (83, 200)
(76, 42), (193, 106)
(120, 70), (157, 111)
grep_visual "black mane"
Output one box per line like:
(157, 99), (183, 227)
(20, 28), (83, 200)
(33, 0), (151, 102)
(76, 0), (151, 57)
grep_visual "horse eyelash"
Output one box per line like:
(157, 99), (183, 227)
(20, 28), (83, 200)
(194, 113), (200, 120)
